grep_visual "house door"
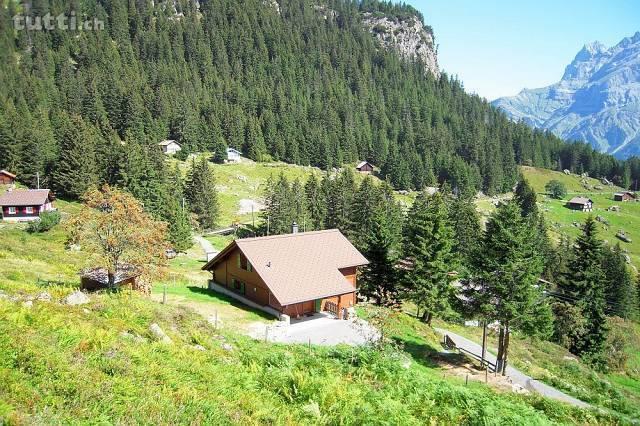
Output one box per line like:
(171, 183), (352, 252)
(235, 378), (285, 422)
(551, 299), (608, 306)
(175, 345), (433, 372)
(314, 299), (322, 312)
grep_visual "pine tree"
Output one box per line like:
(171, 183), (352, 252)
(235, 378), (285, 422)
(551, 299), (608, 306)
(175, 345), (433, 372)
(185, 157), (219, 230)
(350, 175), (383, 251)
(560, 216), (608, 361)
(402, 191), (457, 325)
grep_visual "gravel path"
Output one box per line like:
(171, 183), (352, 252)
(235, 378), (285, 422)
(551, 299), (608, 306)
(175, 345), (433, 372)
(194, 235), (218, 260)
(435, 328), (590, 409)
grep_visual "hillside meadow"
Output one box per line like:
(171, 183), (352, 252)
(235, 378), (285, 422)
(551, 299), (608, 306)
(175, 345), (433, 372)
(0, 200), (627, 425)
(521, 166), (640, 267)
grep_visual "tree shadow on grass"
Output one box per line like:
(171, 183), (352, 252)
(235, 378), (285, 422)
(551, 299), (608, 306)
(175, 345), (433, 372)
(186, 286), (274, 320)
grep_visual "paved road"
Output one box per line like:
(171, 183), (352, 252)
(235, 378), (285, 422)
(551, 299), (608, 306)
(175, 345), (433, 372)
(435, 328), (590, 409)
(194, 235), (218, 260)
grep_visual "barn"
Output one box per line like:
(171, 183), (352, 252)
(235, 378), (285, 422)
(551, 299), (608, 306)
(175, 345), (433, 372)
(226, 147), (242, 163)
(158, 140), (182, 155)
(0, 189), (55, 221)
(202, 229), (368, 319)
(566, 196), (593, 212)
(355, 161), (375, 174)
(613, 191), (636, 202)
(0, 170), (16, 185)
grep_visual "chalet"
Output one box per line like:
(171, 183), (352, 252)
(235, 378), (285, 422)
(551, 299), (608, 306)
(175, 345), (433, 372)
(159, 140), (182, 155)
(80, 265), (141, 291)
(202, 228), (368, 319)
(355, 161), (375, 174)
(566, 196), (593, 212)
(0, 170), (16, 185)
(0, 189), (55, 222)
(227, 147), (242, 163)
(613, 191), (636, 202)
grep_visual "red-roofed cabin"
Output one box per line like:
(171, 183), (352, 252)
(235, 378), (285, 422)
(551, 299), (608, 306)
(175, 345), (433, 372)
(0, 170), (16, 185)
(202, 228), (368, 319)
(0, 189), (55, 222)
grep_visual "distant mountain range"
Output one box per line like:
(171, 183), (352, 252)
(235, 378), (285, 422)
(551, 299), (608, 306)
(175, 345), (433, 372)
(493, 32), (640, 159)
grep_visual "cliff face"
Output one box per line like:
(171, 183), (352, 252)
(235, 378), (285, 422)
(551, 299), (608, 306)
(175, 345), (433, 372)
(493, 32), (640, 159)
(362, 13), (439, 77)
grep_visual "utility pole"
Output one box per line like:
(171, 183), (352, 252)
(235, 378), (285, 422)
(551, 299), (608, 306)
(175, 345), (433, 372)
(481, 320), (487, 369)
(267, 216), (270, 236)
(36, 172), (40, 190)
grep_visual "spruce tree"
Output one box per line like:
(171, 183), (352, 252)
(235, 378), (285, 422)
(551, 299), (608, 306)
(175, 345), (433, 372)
(560, 216), (608, 361)
(402, 191), (457, 325)
(166, 165), (193, 252)
(185, 157), (219, 230)
(603, 244), (638, 320)
(447, 195), (482, 270)
(52, 114), (98, 198)
(304, 173), (326, 231)
(361, 204), (400, 306)
(475, 200), (543, 373)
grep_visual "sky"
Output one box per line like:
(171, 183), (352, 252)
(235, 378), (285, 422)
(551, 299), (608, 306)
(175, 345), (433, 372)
(410, 0), (640, 101)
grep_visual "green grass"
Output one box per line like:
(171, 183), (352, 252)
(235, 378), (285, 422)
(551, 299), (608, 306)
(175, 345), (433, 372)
(0, 202), (626, 424)
(432, 319), (640, 420)
(521, 166), (640, 267)
(0, 288), (622, 425)
(520, 166), (624, 194)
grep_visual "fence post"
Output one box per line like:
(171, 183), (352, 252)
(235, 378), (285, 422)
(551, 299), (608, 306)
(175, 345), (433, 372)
(162, 284), (167, 304)
(465, 374), (469, 386)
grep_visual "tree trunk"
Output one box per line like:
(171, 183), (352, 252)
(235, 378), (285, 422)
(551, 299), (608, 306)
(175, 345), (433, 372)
(496, 325), (505, 373)
(426, 312), (433, 327)
(108, 270), (116, 291)
(502, 323), (510, 376)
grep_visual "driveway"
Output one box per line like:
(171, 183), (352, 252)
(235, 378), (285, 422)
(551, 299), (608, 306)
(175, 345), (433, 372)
(248, 312), (379, 346)
(435, 328), (590, 408)
(194, 235), (218, 260)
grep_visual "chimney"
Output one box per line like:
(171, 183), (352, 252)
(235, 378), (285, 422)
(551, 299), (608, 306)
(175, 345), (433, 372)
(291, 221), (299, 234)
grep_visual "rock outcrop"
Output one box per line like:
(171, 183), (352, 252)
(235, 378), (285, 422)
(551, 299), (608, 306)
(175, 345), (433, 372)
(362, 13), (439, 77)
(493, 32), (640, 159)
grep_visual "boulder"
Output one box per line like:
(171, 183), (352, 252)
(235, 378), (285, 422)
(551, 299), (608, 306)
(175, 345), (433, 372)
(191, 344), (206, 351)
(22, 300), (33, 309)
(63, 291), (90, 306)
(35, 292), (52, 302)
(149, 323), (173, 344)
(563, 169), (571, 175)
(221, 343), (234, 351)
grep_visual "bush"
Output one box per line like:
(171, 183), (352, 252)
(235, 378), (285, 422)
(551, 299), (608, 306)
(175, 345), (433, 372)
(26, 211), (61, 233)
(545, 179), (567, 199)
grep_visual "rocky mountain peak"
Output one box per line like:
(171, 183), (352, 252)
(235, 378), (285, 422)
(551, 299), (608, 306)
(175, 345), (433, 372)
(493, 31), (640, 159)
(361, 13), (439, 77)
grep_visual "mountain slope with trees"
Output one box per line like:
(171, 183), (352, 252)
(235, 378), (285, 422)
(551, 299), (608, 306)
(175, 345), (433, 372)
(1, 0), (637, 206)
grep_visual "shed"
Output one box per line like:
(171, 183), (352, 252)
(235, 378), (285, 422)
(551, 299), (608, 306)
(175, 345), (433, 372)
(613, 191), (636, 202)
(158, 140), (182, 155)
(355, 161), (375, 174)
(0, 170), (16, 185)
(566, 196), (593, 212)
(227, 147), (242, 163)
(80, 265), (142, 291)
(0, 189), (55, 222)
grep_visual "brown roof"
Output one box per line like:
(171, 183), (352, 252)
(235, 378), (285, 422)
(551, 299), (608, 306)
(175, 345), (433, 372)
(0, 170), (16, 178)
(203, 229), (369, 306)
(568, 196), (593, 205)
(0, 189), (52, 207)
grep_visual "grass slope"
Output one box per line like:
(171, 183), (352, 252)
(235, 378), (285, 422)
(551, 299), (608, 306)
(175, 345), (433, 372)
(434, 319), (640, 420)
(0, 204), (622, 424)
(521, 166), (640, 267)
